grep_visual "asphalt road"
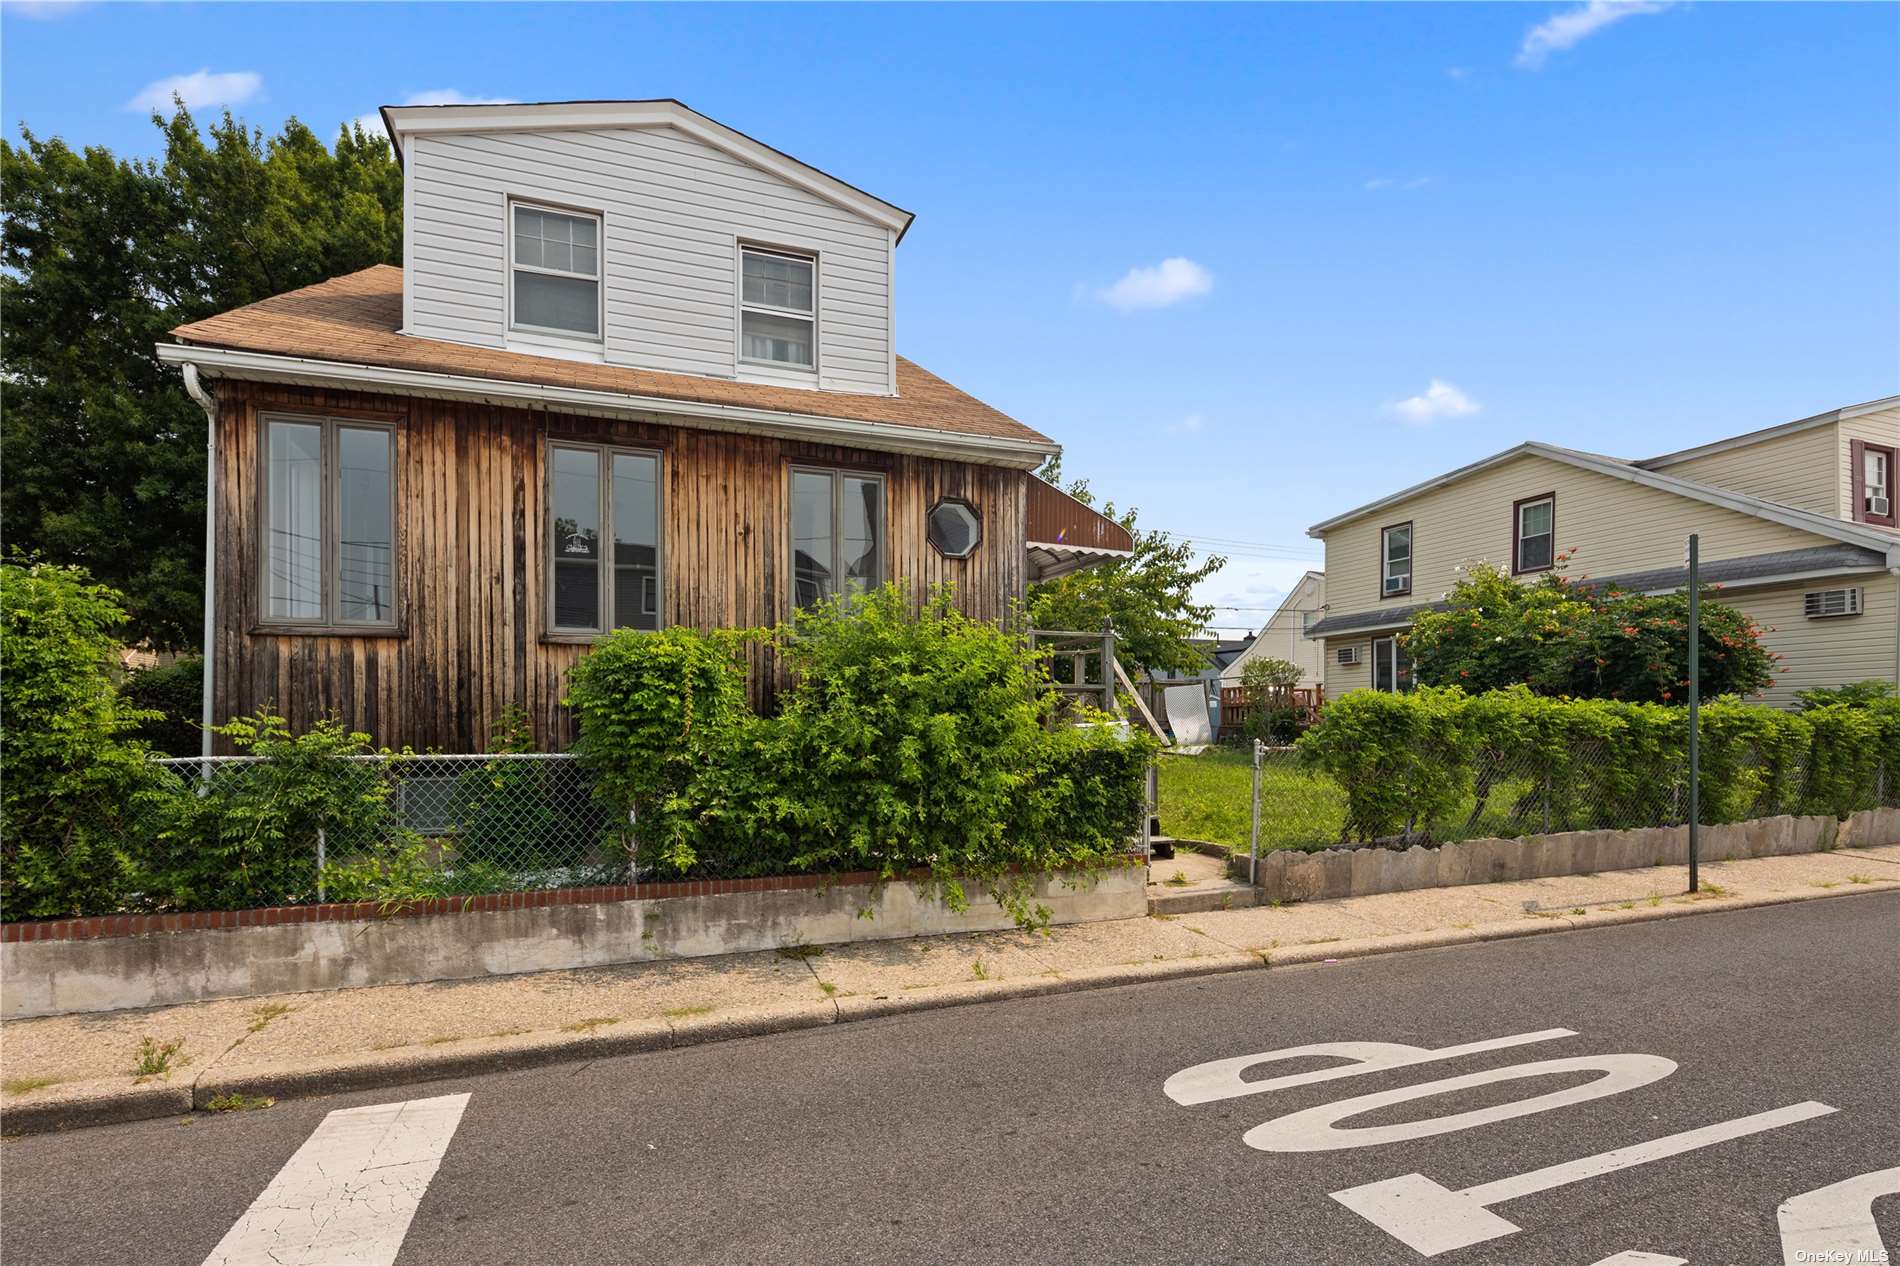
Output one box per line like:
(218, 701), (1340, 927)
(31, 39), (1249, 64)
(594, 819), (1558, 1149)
(5, 892), (1897, 1266)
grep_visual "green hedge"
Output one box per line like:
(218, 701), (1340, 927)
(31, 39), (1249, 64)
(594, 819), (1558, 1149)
(567, 585), (1157, 927)
(1296, 685), (1898, 843)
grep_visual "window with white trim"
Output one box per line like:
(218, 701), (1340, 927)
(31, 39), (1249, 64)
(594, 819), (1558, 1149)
(261, 414), (397, 629)
(791, 467), (883, 609)
(740, 246), (816, 369)
(1371, 635), (1413, 693)
(1864, 447), (1891, 518)
(511, 203), (601, 338)
(1514, 495), (1555, 574)
(1381, 523), (1412, 597)
(547, 444), (661, 635)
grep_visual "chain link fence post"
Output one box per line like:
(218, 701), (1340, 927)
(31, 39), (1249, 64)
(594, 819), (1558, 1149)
(1250, 739), (1264, 885)
(316, 827), (327, 903)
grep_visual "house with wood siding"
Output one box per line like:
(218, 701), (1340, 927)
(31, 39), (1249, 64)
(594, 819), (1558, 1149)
(158, 99), (1130, 753)
(1303, 399), (1900, 707)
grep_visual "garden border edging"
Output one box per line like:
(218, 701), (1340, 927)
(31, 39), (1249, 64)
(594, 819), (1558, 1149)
(1255, 806), (1900, 902)
(1, 863), (1145, 1019)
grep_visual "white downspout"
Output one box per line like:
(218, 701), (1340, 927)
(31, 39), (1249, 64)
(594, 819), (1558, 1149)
(183, 363), (217, 764)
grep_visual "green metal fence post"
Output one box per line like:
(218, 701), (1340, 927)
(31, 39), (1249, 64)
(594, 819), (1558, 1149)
(1687, 533), (1700, 894)
(1250, 739), (1264, 886)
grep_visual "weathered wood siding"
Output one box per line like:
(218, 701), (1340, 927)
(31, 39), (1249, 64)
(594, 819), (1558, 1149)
(210, 381), (1028, 752)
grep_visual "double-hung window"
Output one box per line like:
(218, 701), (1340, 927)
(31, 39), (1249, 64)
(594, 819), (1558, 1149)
(1514, 494), (1555, 574)
(547, 444), (662, 636)
(1856, 440), (1895, 525)
(1371, 635), (1413, 693)
(511, 203), (601, 339)
(1381, 523), (1412, 597)
(740, 246), (816, 370)
(790, 467), (883, 609)
(261, 414), (397, 629)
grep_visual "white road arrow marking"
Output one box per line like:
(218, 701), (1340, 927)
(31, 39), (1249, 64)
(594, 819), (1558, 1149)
(201, 1093), (471, 1266)
(1778, 1165), (1900, 1265)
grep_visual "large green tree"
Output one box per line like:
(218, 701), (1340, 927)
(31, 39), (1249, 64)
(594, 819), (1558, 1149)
(1026, 461), (1225, 678)
(1, 106), (402, 648)
(1404, 560), (1779, 703)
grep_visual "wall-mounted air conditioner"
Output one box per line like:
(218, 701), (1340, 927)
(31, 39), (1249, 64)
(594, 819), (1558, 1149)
(1337, 645), (1364, 666)
(1804, 588), (1863, 619)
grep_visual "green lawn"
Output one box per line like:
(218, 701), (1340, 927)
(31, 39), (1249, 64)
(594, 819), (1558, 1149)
(1155, 748), (1347, 855)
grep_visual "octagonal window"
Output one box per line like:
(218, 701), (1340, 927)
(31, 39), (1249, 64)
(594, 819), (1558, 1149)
(927, 498), (982, 559)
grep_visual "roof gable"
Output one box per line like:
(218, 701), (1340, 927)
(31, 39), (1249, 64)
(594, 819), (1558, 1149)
(1307, 440), (1899, 557)
(380, 99), (914, 242)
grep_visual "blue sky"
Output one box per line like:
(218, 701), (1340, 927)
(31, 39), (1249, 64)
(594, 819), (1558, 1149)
(5, 1), (1897, 628)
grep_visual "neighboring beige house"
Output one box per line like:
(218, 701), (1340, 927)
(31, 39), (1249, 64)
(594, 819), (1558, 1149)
(1219, 570), (1327, 689)
(1304, 397), (1900, 708)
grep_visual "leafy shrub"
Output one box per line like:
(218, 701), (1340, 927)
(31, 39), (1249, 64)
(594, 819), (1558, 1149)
(147, 710), (422, 911)
(1795, 680), (1896, 711)
(566, 585), (1155, 927)
(121, 656), (203, 756)
(446, 706), (616, 878)
(1405, 559), (1776, 702)
(1294, 687), (1470, 841)
(1239, 656), (1303, 691)
(1, 560), (163, 919)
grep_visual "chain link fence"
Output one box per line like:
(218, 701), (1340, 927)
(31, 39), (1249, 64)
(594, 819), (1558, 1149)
(141, 753), (625, 901)
(1164, 743), (1896, 865)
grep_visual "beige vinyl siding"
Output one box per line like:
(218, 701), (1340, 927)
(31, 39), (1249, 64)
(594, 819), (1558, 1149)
(405, 125), (895, 395)
(1320, 636), (1372, 694)
(1728, 572), (1899, 708)
(1661, 422), (1842, 516)
(1321, 452), (1835, 617)
(1221, 573), (1326, 688)
(1838, 408), (1900, 518)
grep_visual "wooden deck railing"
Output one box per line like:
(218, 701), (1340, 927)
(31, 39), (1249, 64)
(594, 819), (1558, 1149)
(1215, 684), (1325, 741)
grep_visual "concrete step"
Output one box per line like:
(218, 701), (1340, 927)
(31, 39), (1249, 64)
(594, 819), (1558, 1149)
(1146, 883), (1261, 915)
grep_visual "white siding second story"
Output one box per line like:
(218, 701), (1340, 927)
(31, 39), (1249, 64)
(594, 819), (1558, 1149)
(385, 100), (911, 396)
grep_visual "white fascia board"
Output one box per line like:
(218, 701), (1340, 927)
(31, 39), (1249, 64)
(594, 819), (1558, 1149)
(1627, 564), (1890, 597)
(1304, 438), (1900, 556)
(157, 343), (1054, 469)
(380, 100), (915, 241)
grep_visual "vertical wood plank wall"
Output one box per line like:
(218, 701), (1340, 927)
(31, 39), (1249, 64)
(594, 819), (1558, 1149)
(211, 381), (1030, 752)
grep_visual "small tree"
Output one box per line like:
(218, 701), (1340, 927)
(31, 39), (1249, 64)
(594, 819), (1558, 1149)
(1239, 655), (1305, 742)
(1405, 560), (1776, 703)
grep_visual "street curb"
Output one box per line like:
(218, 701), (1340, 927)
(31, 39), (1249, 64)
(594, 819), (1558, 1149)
(4, 880), (1892, 1137)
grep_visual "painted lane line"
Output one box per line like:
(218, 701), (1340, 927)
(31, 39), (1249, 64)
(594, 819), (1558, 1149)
(1246, 1053), (1677, 1152)
(1778, 1165), (1900, 1264)
(1587, 1255), (1685, 1265)
(1331, 1100), (1838, 1257)
(1163, 1028), (1577, 1105)
(201, 1093), (471, 1266)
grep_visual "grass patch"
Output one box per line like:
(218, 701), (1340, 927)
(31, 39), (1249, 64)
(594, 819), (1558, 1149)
(971, 960), (989, 980)
(204, 1093), (275, 1113)
(1847, 874), (1875, 885)
(817, 980), (838, 996)
(247, 1002), (293, 1033)
(1157, 749), (1345, 853)
(560, 1016), (620, 1033)
(663, 1004), (713, 1019)
(422, 1034), (460, 1046)
(3, 1075), (59, 1095)
(1164, 870), (1190, 887)
(1813, 880), (1841, 889)
(132, 1037), (188, 1081)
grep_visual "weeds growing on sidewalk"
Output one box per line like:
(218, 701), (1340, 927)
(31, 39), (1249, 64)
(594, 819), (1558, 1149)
(204, 1093), (274, 1113)
(3, 1076), (59, 1095)
(132, 1037), (187, 1080)
(247, 1003), (292, 1033)
(560, 1016), (619, 1033)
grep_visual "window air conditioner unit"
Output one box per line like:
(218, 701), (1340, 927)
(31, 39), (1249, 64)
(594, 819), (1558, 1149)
(1871, 495), (1891, 517)
(1337, 645), (1364, 666)
(1804, 588), (1863, 619)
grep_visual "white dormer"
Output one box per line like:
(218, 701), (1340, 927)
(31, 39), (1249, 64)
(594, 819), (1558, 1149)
(381, 99), (912, 396)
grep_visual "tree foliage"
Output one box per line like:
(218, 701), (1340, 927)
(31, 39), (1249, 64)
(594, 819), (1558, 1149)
(1, 106), (402, 648)
(1026, 461), (1225, 678)
(1404, 559), (1778, 703)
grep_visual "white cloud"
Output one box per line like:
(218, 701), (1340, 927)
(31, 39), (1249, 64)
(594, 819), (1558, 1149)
(1166, 413), (1205, 435)
(1516, 1), (1673, 69)
(1193, 559), (1320, 633)
(126, 68), (262, 113)
(1388, 379), (1481, 425)
(1082, 257), (1213, 312)
(1446, 66), (1472, 80)
(2, 0), (91, 19)
(1364, 176), (1431, 192)
(350, 89), (517, 137)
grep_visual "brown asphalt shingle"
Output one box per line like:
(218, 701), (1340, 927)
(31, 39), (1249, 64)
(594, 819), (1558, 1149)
(169, 265), (1053, 447)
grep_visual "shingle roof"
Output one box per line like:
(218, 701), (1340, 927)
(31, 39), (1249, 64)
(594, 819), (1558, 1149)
(1304, 544), (1891, 637)
(168, 266), (1054, 448)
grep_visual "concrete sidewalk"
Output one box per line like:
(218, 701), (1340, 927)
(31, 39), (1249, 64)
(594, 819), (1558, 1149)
(6, 844), (1898, 1135)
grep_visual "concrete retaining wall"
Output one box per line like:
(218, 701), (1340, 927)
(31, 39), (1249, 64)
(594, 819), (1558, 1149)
(1, 866), (1144, 1020)
(1257, 806), (1900, 904)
